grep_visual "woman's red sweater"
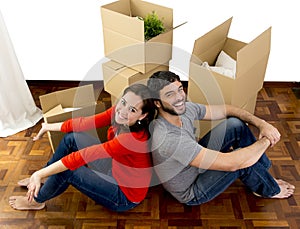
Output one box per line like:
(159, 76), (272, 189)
(60, 106), (152, 203)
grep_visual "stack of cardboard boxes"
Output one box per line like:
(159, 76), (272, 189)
(101, 0), (178, 104)
(187, 17), (271, 138)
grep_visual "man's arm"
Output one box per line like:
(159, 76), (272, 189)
(190, 136), (271, 171)
(203, 104), (280, 146)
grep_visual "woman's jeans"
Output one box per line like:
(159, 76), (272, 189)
(34, 132), (139, 212)
(186, 117), (280, 206)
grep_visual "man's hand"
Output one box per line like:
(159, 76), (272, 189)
(258, 121), (281, 147)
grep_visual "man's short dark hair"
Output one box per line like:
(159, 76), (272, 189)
(147, 71), (181, 100)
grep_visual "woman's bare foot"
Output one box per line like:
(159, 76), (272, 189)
(17, 177), (45, 187)
(9, 196), (45, 210)
(271, 179), (295, 198)
(17, 178), (31, 187)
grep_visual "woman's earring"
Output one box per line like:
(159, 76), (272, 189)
(137, 120), (142, 125)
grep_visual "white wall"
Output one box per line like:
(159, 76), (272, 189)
(0, 0), (299, 82)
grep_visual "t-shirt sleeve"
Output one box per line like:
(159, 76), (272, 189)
(61, 106), (114, 133)
(186, 102), (206, 121)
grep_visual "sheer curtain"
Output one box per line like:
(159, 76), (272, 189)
(0, 10), (42, 137)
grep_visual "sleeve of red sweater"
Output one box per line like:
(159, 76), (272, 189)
(61, 131), (147, 170)
(60, 106), (115, 133)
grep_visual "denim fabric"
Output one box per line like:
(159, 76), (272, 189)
(186, 117), (280, 206)
(34, 132), (138, 212)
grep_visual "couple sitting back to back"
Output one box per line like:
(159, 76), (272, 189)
(9, 70), (295, 211)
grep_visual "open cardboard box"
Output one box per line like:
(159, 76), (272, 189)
(102, 59), (169, 104)
(187, 17), (271, 138)
(101, 0), (184, 73)
(39, 85), (108, 152)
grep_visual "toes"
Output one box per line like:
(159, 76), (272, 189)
(288, 184), (295, 189)
(8, 196), (45, 210)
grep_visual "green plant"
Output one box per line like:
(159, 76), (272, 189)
(143, 11), (165, 41)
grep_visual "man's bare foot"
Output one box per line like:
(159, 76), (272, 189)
(9, 196), (45, 210)
(253, 179), (295, 198)
(17, 177), (45, 187)
(271, 179), (295, 198)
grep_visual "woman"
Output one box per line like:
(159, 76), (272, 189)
(9, 84), (155, 212)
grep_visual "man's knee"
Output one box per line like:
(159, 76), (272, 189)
(226, 117), (247, 130)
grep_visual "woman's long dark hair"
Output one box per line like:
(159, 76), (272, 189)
(114, 84), (155, 134)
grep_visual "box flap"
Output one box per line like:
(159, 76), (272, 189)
(231, 27), (271, 105)
(39, 84), (96, 113)
(192, 17), (232, 65)
(223, 38), (246, 60)
(101, 0), (173, 42)
(43, 104), (64, 118)
(236, 27), (271, 77)
(44, 103), (106, 124)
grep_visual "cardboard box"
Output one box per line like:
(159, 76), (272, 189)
(102, 60), (169, 104)
(101, 0), (182, 73)
(39, 85), (108, 152)
(188, 17), (271, 137)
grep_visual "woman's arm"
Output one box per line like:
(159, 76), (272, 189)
(27, 160), (67, 202)
(33, 122), (63, 141)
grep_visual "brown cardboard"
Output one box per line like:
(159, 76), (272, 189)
(39, 85), (108, 152)
(188, 17), (271, 137)
(101, 0), (182, 73)
(102, 60), (169, 103)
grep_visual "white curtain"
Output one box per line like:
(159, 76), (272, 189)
(0, 10), (42, 137)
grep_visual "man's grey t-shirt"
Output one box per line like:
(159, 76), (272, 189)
(151, 102), (206, 203)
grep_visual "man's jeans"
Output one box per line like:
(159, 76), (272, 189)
(186, 117), (280, 206)
(34, 132), (139, 212)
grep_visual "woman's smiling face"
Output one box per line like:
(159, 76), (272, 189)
(115, 91), (147, 126)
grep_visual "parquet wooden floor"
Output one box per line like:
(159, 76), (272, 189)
(0, 81), (299, 229)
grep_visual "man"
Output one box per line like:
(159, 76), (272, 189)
(147, 70), (295, 205)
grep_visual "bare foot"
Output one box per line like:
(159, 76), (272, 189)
(253, 179), (295, 198)
(17, 178), (31, 187)
(271, 179), (295, 198)
(17, 177), (45, 187)
(9, 196), (45, 210)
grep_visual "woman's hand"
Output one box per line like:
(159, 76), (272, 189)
(258, 121), (281, 147)
(33, 123), (48, 141)
(33, 122), (63, 141)
(27, 171), (42, 202)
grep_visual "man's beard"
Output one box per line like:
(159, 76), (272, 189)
(159, 100), (186, 116)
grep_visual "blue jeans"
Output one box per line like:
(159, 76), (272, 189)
(186, 117), (280, 206)
(34, 132), (139, 212)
